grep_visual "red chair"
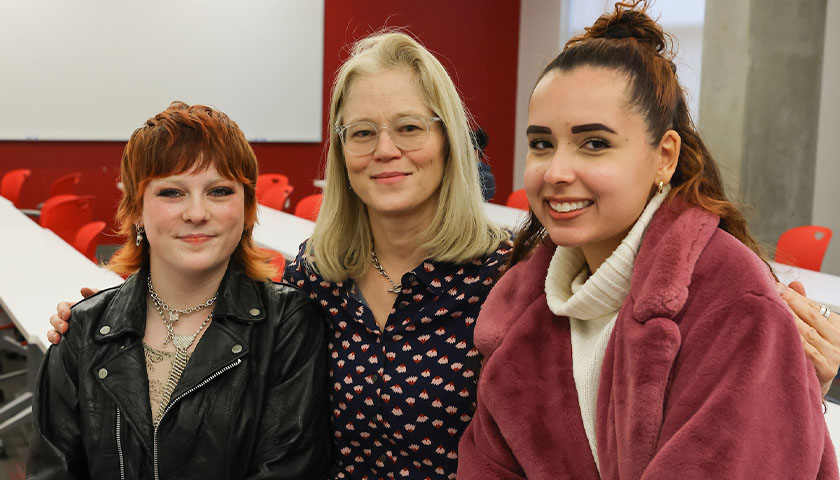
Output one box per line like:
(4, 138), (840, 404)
(40, 194), (96, 244)
(47, 171), (82, 199)
(259, 248), (286, 282)
(73, 221), (106, 262)
(294, 193), (323, 221)
(260, 185), (293, 211)
(775, 225), (833, 271)
(506, 189), (529, 211)
(256, 174), (293, 202)
(0, 169), (31, 207)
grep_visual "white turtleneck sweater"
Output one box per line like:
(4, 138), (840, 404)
(544, 184), (671, 472)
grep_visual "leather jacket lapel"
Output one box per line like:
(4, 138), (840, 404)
(95, 339), (155, 457)
(168, 319), (249, 403)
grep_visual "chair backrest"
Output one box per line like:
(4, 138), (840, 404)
(260, 185), (294, 211)
(1, 169), (31, 207)
(41, 194), (96, 244)
(294, 193), (323, 221)
(506, 189), (529, 211)
(259, 248), (286, 282)
(256, 174), (291, 202)
(775, 225), (833, 271)
(48, 172), (82, 199)
(73, 221), (106, 262)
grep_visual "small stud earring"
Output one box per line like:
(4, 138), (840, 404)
(657, 181), (664, 195)
(135, 224), (145, 247)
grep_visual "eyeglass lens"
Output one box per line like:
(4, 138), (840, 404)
(341, 116), (433, 155)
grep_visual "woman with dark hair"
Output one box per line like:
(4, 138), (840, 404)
(27, 102), (330, 479)
(457, 2), (836, 478)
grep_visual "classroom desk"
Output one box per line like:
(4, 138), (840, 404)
(0, 197), (124, 351)
(824, 402), (840, 458)
(771, 261), (840, 312)
(252, 204), (315, 260)
(483, 202), (529, 230)
(0, 196), (123, 434)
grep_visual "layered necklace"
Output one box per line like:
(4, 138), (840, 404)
(371, 246), (402, 294)
(147, 275), (218, 425)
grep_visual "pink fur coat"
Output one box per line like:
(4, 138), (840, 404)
(458, 200), (837, 479)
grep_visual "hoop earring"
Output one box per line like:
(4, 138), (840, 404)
(135, 224), (145, 247)
(657, 181), (664, 195)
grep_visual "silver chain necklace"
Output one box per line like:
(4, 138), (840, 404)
(371, 247), (402, 294)
(147, 275), (217, 324)
(147, 275), (217, 426)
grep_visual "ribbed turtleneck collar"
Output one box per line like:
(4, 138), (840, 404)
(545, 184), (671, 320)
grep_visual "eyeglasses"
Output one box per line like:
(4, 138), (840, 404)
(334, 116), (443, 156)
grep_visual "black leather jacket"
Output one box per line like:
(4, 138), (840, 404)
(27, 262), (331, 479)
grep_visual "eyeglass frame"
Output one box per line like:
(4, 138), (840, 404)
(333, 116), (443, 156)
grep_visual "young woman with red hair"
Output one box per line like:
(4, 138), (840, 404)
(28, 102), (330, 479)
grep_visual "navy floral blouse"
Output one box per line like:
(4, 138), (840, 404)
(285, 239), (512, 480)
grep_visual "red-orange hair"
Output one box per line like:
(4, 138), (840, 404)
(108, 101), (275, 280)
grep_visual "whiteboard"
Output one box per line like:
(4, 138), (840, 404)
(0, 0), (324, 142)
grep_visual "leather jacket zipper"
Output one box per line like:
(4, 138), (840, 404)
(153, 359), (242, 480)
(116, 407), (125, 480)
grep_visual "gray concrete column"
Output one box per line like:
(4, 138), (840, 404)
(699, 0), (827, 249)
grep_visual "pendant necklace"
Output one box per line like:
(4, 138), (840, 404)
(147, 275), (218, 426)
(371, 246), (402, 294)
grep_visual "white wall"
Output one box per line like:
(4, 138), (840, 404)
(0, 0), (324, 142)
(813, 0), (840, 275)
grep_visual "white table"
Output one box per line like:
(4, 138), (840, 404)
(483, 202), (529, 230)
(824, 402), (840, 459)
(771, 261), (840, 312)
(0, 196), (123, 434)
(253, 204), (315, 260)
(0, 197), (124, 351)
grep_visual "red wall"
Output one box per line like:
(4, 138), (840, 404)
(0, 0), (520, 241)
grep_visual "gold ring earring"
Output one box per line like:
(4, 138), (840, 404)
(657, 181), (664, 195)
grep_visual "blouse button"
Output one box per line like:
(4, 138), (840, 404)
(232, 344), (243, 354)
(99, 325), (111, 335)
(370, 374), (378, 382)
(98, 368), (108, 379)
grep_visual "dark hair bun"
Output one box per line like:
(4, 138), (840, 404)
(571, 0), (671, 56)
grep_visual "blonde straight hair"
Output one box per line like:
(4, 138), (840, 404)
(306, 31), (507, 282)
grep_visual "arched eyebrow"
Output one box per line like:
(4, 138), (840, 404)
(570, 123), (616, 134)
(526, 125), (551, 134)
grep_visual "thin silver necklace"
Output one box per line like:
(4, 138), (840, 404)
(371, 247), (401, 294)
(147, 275), (217, 337)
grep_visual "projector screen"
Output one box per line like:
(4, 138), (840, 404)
(0, 0), (324, 142)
